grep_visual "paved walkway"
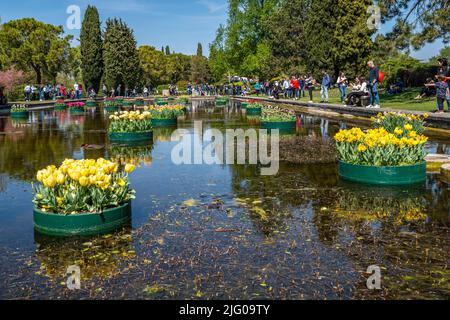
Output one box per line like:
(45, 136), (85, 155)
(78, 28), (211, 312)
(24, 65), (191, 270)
(232, 96), (450, 130)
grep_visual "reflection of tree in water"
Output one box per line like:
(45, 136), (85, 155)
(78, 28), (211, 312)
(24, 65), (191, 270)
(81, 111), (108, 159)
(0, 117), (84, 181)
(108, 142), (154, 167)
(34, 228), (135, 282)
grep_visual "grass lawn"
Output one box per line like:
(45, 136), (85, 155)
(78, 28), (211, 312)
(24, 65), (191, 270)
(248, 87), (442, 113)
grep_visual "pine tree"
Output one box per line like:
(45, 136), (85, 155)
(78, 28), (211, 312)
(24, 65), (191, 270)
(80, 5), (103, 92)
(197, 43), (203, 57)
(103, 18), (140, 92)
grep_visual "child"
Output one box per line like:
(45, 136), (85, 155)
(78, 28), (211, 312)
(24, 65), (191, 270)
(427, 75), (449, 113)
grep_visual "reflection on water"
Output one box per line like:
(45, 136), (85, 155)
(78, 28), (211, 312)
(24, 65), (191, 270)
(0, 102), (449, 299)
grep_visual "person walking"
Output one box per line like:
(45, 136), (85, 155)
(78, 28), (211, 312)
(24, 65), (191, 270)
(337, 72), (347, 104)
(367, 61), (380, 108)
(320, 70), (331, 103)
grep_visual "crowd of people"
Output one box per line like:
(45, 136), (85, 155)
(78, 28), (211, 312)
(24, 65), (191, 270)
(15, 58), (449, 113)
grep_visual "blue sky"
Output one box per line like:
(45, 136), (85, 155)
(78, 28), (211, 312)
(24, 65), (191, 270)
(0, 0), (445, 60)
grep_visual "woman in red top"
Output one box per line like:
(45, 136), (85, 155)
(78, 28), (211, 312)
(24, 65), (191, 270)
(290, 77), (300, 100)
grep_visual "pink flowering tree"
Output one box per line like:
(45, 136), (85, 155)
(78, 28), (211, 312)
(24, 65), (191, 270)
(0, 68), (25, 93)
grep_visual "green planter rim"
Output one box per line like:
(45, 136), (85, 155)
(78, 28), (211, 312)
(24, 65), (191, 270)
(338, 161), (426, 185)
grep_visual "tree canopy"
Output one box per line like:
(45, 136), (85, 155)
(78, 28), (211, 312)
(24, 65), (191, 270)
(0, 18), (72, 83)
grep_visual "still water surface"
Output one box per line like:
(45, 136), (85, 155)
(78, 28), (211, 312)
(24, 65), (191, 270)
(0, 100), (448, 299)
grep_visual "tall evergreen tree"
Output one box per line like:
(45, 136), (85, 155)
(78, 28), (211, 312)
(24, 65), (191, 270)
(332, 0), (374, 78)
(80, 5), (103, 92)
(197, 43), (203, 57)
(103, 18), (140, 92)
(165, 45), (171, 56)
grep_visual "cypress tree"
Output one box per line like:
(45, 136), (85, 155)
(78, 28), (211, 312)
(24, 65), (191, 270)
(197, 43), (203, 57)
(80, 5), (103, 92)
(103, 18), (140, 92)
(165, 45), (171, 56)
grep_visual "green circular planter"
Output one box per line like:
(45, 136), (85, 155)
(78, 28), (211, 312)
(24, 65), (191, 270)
(241, 102), (249, 108)
(246, 107), (262, 116)
(156, 101), (168, 106)
(135, 99), (144, 106)
(104, 106), (119, 112)
(109, 131), (153, 143)
(151, 118), (177, 127)
(54, 104), (67, 111)
(167, 97), (175, 101)
(69, 107), (85, 114)
(86, 101), (97, 107)
(33, 202), (132, 237)
(338, 161), (426, 185)
(11, 111), (29, 118)
(261, 121), (296, 130)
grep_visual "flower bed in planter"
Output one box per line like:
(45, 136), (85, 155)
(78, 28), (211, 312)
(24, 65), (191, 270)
(54, 103), (67, 111)
(335, 123), (428, 185)
(33, 159), (136, 237)
(145, 105), (184, 127)
(260, 106), (296, 130)
(10, 104), (29, 118)
(68, 102), (85, 114)
(108, 110), (153, 143)
(246, 103), (263, 116)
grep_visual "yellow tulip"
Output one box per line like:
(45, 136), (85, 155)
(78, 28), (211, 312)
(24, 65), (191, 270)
(56, 173), (66, 185)
(125, 164), (136, 173)
(79, 176), (89, 187)
(118, 178), (126, 187)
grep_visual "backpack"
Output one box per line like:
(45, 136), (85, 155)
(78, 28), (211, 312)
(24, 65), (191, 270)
(378, 70), (385, 84)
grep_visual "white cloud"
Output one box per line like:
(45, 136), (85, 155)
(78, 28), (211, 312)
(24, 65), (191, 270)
(196, 0), (227, 13)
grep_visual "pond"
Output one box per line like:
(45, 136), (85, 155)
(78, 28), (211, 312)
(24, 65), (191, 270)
(0, 100), (449, 299)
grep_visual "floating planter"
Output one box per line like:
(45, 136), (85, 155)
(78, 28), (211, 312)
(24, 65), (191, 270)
(33, 159), (136, 237)
(122, 100), (135, 110)
(108, 110), (153, 143)
(135, 99), (144, 107)
(176, 97), (189, 105)
(261, 121), (296, 130)
(68, 102), (85, 114)
(216, 99), (227, 106)
(338, 161), (426, 185)
(54, 103), (67, 111)
(86, 100), (97, 108)
(10, 104), (29, 118)
(155, 100), (168, 106)
(115, 98), (124, 105)
(145, 105), (184, 127)
(34, 202), (132, 237)
(335, 123), (428, 185)
(246, 103), (263, 116)
(260, 106), (297, 130)
(241, 102), (249, 108)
